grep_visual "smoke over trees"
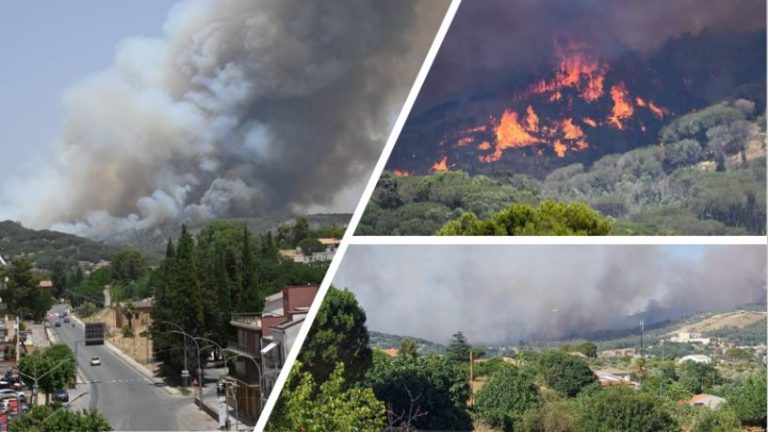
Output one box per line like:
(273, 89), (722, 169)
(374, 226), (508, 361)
(333, 245), (767, 344)
(3, 0), (449, 239)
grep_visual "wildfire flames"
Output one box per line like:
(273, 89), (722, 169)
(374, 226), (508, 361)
(415, 39), (673, 173)
(431, 156), (448, 172)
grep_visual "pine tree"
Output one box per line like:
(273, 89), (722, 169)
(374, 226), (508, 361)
(150, 238), (175, 364)
(212, 251), (232, 353)
(447, 331), (471, 363)
(238, 224), (261, 312)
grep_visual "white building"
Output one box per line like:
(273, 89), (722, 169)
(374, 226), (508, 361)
(670, 332), (711, 345)
(678, 354), (712, 364)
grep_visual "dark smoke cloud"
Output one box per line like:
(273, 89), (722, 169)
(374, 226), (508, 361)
(333, 245), (767, 345)
(6, 0), (449, 238)
(417, 0), (766, 110)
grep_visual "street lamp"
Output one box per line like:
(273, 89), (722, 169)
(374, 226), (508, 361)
(17, 358), (76, 406)
(170, 330), (202, 400)
(156, 321), (190, 388)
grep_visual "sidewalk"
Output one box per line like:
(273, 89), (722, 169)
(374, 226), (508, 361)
(198, 384), (256, 431)
(69, 312), (180, 396)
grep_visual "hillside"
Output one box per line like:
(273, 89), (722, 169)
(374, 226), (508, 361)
(359, 100), (766, 236)
(674, 310), (767, 334)
(369, 331), (445, 356)
(100, 213), (351, 260)
(0, 220), (119, 270)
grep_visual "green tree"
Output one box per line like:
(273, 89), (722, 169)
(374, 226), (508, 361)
(399, 337), (418, 360)
(19, 344), (76, 404)
(9, 405), (112, 432)
(297, 238), (324, 254)
(725, 371), (766, 427)
(292, 217), (310, 246)
(366, 354), (472, 431)
(678, 361), (723, 394)
(270, 361), (385, 432)
(437, 200), (612, 236)
(537, 350), (597, 397)
(475, 363), (540, 431)
(300, 287), (372, 385)
(110, 250), (147, 282)
(446, 331), (471, 363)
(4, 257), (52, 320)
(690, 407), (741, 432)
(575, 386), (677, 432)
(238, 224), (261, 312)
(50, 260), (67, 299)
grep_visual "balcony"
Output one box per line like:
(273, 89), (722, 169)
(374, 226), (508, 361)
(230, 313), (262, 330)
(227, 341), (261, 358)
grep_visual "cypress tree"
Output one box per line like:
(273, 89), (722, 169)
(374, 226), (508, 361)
(238, 224), (261, 312)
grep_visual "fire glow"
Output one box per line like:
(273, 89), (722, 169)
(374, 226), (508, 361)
(392, 39), (673, 173)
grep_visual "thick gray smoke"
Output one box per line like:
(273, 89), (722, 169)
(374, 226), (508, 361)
(9, 0), (448, 239)
(333, 245), (767, 345)
(418, 0), (766, 109)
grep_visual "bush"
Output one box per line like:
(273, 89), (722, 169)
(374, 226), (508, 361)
(575, 386), (677, 432)
(474, 364), (540, 431)
(537, 350), (598, 397)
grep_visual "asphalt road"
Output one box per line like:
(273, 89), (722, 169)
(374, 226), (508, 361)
(47, 304), (199, 431)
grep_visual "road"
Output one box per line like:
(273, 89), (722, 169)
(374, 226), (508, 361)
(47, 304), (214, 431)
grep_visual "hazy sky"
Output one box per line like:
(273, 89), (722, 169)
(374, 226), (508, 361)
(0, 1), (178, 182)
(333, 245), (767, 345)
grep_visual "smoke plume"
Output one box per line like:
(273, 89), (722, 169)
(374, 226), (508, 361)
(333, 245), (767, 344)
(4, 0), (448, 239)
(418, 0), (765, 110)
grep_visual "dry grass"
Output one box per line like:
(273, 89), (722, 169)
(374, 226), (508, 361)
(675, 310), (766, 334)
(86, 308), (154, 365)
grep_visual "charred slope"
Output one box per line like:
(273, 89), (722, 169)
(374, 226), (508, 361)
(388, 30), (765, 177)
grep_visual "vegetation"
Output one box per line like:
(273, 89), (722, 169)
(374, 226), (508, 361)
(0, 257), (54, 320)
(0, 220), (118, 270)
(300, 287), (372, 386)
(270, 361), (385, 432)
(359, 100), (765, 235)
(273, 288), (768, 431)
(18, 344), (77, 404)
(150, 218), (331, 383)
(9, 406), (112, 432)
(437, 200), (612, 235)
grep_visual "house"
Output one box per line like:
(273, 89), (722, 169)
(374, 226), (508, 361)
(678, 354), (712, 364)
(688, 394), (726, 409)
(227, 285), (319, 421)
(38, 280), (53, 289)
(380, 348), (399, 357)
(114, 297), (154, 328)
(278, 237), (341, 264)
(670, 332), (711, 345)
(594, 368), (639, 389)
(598, 348), (636, 358)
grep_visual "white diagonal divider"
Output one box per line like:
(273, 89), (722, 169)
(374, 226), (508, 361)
(253, 1), (464, 430)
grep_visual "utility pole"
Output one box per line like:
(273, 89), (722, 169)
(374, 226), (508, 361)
(468, 350), (474, 407)
(640, 320), (645, 358)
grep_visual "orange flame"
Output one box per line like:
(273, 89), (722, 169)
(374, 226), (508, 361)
(608, 83), (634, 129)
(525, 41), (607, 103)
(392, 169), (410, 177)
(648, 101), (665, 118)
(431, 156), (448, 172)
(582, 117), (598, 127)
(553, 139), (568, 157)
(525, 105), (539, 132)
(456, 137), (474, 147)
(561, 118), (584, 140)
(477, 141), (491, 151)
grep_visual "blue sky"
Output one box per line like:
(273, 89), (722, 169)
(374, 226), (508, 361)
(0, 1), (178, 181)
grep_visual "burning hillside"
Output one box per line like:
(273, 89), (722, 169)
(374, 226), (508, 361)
(387, 0), (765, 177)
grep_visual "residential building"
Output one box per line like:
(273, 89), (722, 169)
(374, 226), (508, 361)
(669, 332), (711, 345)
(677, 354), (712, 364)
(598, 348), (636, 358)
(227, 285), (318, 421)
(688, 394), (726, 409)
(278, 237), (340, 263)
(114, 297), (154, 328)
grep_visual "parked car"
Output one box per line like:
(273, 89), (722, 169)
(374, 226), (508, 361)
(90, 357), (101, 366)
(54, 321), (61, 328)
(63, 317), (70, 323)
(54, 388), (69, 403)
